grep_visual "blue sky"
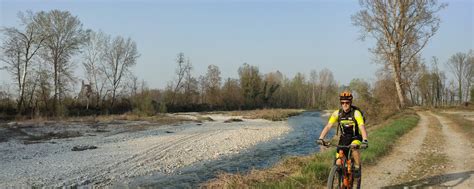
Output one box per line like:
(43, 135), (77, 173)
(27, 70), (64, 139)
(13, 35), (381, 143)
(1, 0), (473, 89)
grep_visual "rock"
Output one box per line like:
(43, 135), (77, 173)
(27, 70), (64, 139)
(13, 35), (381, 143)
(165, 131), (174, 133)
(72, 145), (98, 151)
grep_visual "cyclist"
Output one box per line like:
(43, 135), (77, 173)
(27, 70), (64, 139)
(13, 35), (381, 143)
(317, 91), (368, 178)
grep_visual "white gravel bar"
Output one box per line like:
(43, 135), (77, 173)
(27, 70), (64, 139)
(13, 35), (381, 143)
(0, 114), (290, 187)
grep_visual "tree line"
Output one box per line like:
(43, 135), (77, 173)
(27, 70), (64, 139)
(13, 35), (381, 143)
(0, 10), (139, 117)
(0, 5), (473, 120)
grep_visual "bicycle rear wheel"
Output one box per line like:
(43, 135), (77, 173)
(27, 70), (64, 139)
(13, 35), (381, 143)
(327, 165), (343, 189)
(353, 167), (361, 189)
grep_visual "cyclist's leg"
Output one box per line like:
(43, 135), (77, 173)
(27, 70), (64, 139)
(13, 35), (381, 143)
(337, 136), (352, 166)
(351, 143), (361, 167)
(351, 138), (362, 177)
(335, 151), (342, 166)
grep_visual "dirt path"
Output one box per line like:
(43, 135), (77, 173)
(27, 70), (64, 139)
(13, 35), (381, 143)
(430, 112), (474, 188)
(362, 111), (429, 188)
(362, 111), (474, 188)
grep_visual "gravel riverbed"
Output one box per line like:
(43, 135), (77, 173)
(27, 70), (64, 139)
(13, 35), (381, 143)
(0, 114), (290, 187)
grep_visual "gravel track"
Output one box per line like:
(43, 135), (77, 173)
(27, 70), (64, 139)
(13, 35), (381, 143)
(362, 111), (429, 188)
(362, 111), (474, 188)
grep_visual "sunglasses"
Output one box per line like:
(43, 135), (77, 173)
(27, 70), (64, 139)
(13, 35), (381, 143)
(340, 101), (351, 105)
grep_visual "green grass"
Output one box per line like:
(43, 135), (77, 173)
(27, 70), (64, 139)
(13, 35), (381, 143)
(204, 111), (420, 189)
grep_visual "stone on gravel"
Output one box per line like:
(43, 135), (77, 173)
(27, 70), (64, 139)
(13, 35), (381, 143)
(71, 145), (98, 151)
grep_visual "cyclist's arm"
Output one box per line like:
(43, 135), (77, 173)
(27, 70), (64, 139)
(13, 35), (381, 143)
(359, 124), (368, 141)
(354, 110), (368, 140)
(319, 110), (338, 139)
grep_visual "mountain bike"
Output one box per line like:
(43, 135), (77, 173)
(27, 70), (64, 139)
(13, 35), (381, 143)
(322, 142), (362, 189)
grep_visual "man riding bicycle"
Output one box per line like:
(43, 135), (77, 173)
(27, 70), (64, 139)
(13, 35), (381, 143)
(317, 91), (368, 178)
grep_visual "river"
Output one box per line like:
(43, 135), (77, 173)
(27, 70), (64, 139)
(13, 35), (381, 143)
(125, 111), (335, 188)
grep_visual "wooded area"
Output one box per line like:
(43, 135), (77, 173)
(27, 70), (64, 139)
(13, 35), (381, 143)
(0, 7), (473, 120)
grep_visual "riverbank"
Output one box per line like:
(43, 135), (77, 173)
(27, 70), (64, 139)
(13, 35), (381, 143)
(0, 112), (292, 187)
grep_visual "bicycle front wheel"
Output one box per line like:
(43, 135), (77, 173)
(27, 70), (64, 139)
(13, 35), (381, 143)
(327, 165), (343, 189)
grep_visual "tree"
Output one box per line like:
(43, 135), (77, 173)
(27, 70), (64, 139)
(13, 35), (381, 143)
(221, 78), (242, 110)
(353, 0), (446, 109)
(373, 71), (399, 118)
(32, 10), (89, 115)
(349, 78), (374, 119)
(0, 11), (47, 114)
(102, 35), (139, 108)
(238, 63), (262, 108)
(205, 64), (222, 108)
(446, 52), (471, 103)
(82, 30), (108, 107)
(318, 68), (338, 109)
(183, 65), (198, 105)
(401, 56), (423, 105)
(466, 50), (474, 102)
(309, 70), (319, 108)
(290, 72), (307, 108)
(171, 52), (191, 105)
(261, 71), (281, 108)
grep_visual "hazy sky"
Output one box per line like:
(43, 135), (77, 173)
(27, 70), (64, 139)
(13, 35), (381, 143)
(0, 0), (473, 89)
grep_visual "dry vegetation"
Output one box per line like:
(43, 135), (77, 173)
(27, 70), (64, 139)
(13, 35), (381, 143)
(203, 156), (317, 189)
(227, 109), (304, 121)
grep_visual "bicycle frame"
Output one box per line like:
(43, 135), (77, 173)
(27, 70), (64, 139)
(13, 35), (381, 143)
(337, 145), (355, 188)
(325, 143), (360, 189)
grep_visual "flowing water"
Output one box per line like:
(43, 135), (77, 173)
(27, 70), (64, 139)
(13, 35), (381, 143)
(125, 111), (334, 188)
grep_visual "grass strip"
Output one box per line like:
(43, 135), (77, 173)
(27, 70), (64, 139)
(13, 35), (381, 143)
(203, 111), (419, 189)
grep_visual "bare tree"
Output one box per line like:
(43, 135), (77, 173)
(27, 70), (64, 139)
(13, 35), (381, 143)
(102, 35), (139, 107)
(309, 70), (318, 108)
(290, 72), (307, 108)
(465, 50), (474, 102)
(261, 71), (281, 108)
(318, 68), (337, 109)
(238, 63), (262, 108)
(353, 0), (446, 109)
(446, 52), (472, 103)
(82, 30), (108, 107)
(205, 64), (222, 107)
(32, 10), (89, 115)
(183, 59), (198, 104)
(221, 78), (242, 110)
(401, 56), (423, 105)
(198, 75), (207, 104)
(171, 52), (191, 105)
(0, 12), (47, 113)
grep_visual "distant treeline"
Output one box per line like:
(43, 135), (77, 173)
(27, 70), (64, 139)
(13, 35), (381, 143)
(0, 9), (473, 120)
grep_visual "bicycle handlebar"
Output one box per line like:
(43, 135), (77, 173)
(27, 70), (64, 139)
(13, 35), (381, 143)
(317, 140), (362, 149)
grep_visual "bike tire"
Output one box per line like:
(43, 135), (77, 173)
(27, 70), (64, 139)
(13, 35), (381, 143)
(353, 167), (361, 189)
(327, 165), (343, 189)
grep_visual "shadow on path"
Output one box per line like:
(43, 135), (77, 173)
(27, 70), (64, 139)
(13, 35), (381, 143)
(382, 170), (474, 189)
